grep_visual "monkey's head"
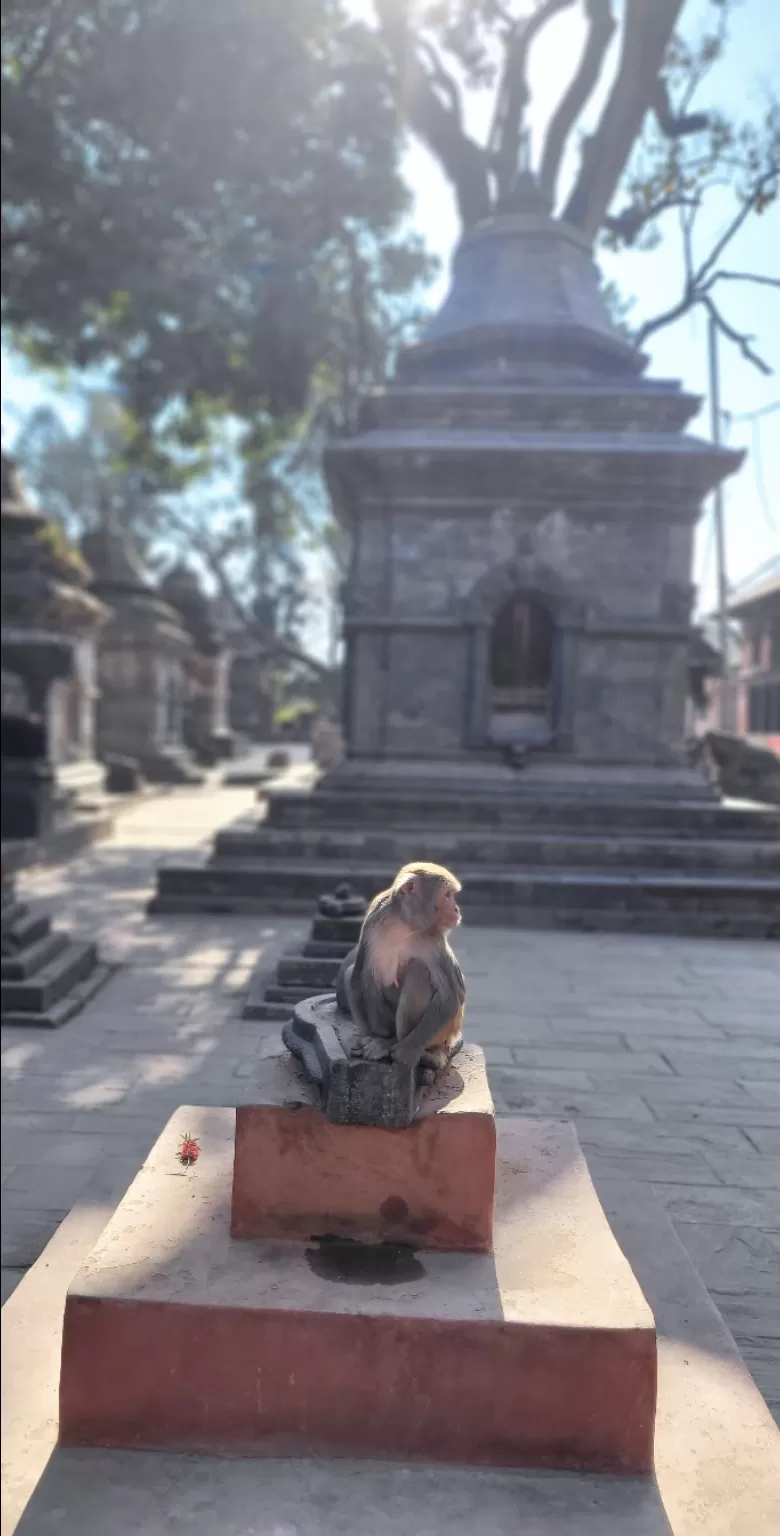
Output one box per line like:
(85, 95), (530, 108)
(392, 862), (462, 935)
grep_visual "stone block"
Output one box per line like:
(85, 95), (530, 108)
(231, 1044), (496, 1251)
(58, 1108), (656, 1473)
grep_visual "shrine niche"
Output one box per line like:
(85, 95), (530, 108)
(488, 595), (555, 746)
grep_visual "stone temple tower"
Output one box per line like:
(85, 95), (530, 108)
(324, 177), (741, 784)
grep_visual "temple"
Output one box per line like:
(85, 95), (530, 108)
(81, 517), (205, 785)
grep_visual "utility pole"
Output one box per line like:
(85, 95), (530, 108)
(708, 312), (732, 730)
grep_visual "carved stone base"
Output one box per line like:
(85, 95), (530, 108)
(282, 994), (443, 1128)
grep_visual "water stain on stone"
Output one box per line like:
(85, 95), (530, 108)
(306, 1235), (424, 1286)
(379, 1195), (409, 1224)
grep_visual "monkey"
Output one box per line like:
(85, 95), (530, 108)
(334, 862), (465, 1073)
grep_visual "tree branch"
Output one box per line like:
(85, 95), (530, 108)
(376, 0), (491, 227)
(602, 191), (699, 245)
(490, 0), (576, 208)
(704, 268), (780, 291)
(18, 1), (76, 89)
(161, 502), (332, 677)
(563, 0), (686, 240)
(539, 0), (616, 206)
(696, 166), (778, 286)
(651, 74), (708, 138)
(701, 294), (772, 376)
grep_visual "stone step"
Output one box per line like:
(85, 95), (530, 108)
(267, 787), (780, 839)
(311, 915), (363, 944)
(263, 983), (334, 1006)
(276, 954), (343, 989)
(1, 930), (67, 981)
(0, 906), (50, 949)
(1, 940), (99, 1017)
(153, 858), (780, 926)
(214, 823), (780, 873)
(302, 938), (355, 959)
(0, 959), (113, 1029)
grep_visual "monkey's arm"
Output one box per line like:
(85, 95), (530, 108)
(338, 945), (374, 1037)
(393, 958), (464, 1068)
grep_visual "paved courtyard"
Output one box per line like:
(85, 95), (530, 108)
(2, 784), (779, 1423)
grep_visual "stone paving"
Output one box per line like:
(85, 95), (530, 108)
(1, 784), (779, 1423)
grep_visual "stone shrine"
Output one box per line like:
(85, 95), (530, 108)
(82, 517), (205, 785)
(328, 177), (739, 774)
(161, 565), (234, 763)
(150, 185), (780, 936)
(1, 453), (109, 847)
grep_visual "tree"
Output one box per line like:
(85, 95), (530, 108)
(2, 0), (433, 468)
(372, 0), (779, 369)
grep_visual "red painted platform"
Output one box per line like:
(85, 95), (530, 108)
(231, 1045), (496, 1252)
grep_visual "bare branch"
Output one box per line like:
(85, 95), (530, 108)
(704, 268), (780, 291)
(490, 0), (576, 208)
(702, 294), (773, 375)
(539, 0), (616, 206)
(634, 292), (696, 350)
(651, 74), (708, 138)
(563, 0), (686, 239)
(602, 191), (700, 245)
(696, 166), (778, 285)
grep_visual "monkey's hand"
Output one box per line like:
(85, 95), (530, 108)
(353, 1036), (393, 1063)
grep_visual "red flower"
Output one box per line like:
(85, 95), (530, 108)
(178, 1132), (200, 1166)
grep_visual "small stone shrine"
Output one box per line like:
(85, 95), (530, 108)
(161, 564), (234, 763)
(149, 185), (780, 936)
(243, 882), (366, 1021)
(82, 516), (205, 785)
(327, 175), (740, 772)
(1, 452), (110, 847)
(1, 865), (110, 1027)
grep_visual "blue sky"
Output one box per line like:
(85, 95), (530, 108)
(2, 0), (778, 638)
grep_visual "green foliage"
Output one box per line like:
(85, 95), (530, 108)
(2, 0), (432, 467)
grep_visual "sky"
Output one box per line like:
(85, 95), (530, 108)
(2, 0), (778, 645)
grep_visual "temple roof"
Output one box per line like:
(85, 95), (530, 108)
(1, 452), (107, 634)
(397, 179), (644, 386)
(81, 514), (153, 596)
(161, 564), (222, 654)
(81, 515), (192, 651)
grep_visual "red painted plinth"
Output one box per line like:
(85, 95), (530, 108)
(231, 1045), (496, 1253)
(58, 1107), (657, 1474)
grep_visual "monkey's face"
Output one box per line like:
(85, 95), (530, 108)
(437, 883), (462, 933)
(393, 865), (462, 935)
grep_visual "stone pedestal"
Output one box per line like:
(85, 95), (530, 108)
(58, 1057), (657, 1472)
(232, 1044), (495, 1251)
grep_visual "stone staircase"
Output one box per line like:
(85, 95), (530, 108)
(1, 877), (112, 1027)
(150, 778), (780, 939)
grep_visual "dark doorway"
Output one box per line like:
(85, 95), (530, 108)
(488, 595), (554, 744)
